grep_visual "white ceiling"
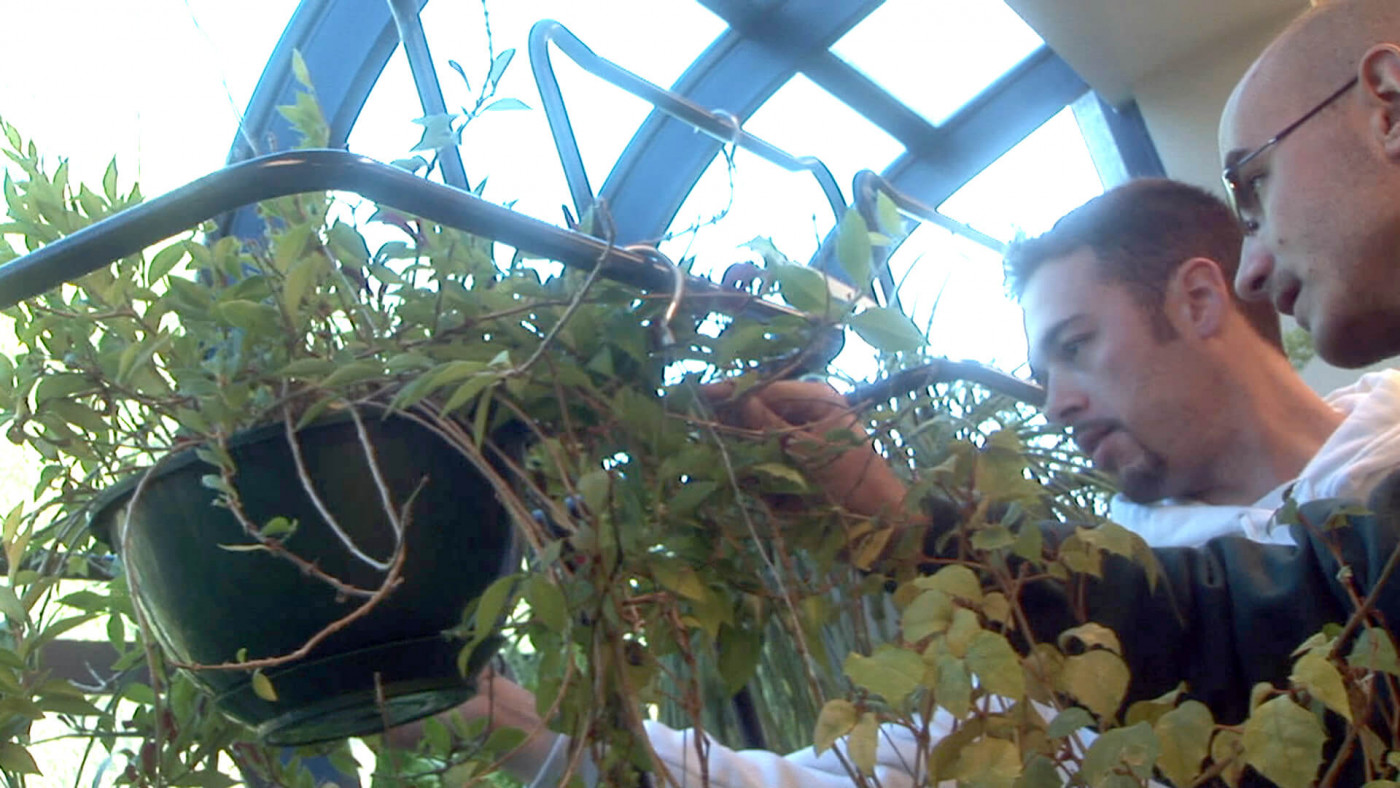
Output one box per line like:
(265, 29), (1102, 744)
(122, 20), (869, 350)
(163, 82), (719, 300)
(1005, 0), (1309, 104)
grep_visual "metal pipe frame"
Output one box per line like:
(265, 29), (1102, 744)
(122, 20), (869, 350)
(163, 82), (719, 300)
(528, 19), (847, 225)
(0, 149), (804, 321)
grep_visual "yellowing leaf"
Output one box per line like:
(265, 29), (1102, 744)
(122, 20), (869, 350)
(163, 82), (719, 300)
(849, 712), (879, 775)
(750, 462), (807, 490)
(1350, 627), (1400, 676)
(251, 670), (278, 702)
(1081, 722), (1158, 785)
(836, 209), (873, 286)
(913, 564), (983, 605)
(1154, 700), (1213, 788)
(951, 736), (1020, 786)
(902, 589), (953, 642)
(1290, 650), (1352, 721)
(1059, 650), (1129, 721)
(813, 699), (857, 755)
(1057, 622), (1122, 656)
(1242, 696), (1325, 788)
(844, 647), (924, 705)
(944, 607), (981, 658)
(964, 631), (1025, 700)
(0, 743), (40, 775)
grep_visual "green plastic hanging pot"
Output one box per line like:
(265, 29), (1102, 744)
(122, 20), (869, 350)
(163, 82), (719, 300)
(89, 409), (520, 745)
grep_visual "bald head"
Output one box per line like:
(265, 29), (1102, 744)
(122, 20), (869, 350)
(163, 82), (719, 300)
(1218, 0), (1400, 368)
(1263, 0), (1400, 97)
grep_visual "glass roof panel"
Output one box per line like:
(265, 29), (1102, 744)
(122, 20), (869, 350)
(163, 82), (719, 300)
(348, 0), (726, 227)
(660, 74), (902, 281)
(831, 0), (1044, 126)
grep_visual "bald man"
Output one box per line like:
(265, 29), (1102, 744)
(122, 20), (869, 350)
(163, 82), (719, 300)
(1222, 0), (1400, 367)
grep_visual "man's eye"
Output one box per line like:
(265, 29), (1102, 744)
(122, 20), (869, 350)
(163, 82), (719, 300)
(1061, 338), (1086, 360)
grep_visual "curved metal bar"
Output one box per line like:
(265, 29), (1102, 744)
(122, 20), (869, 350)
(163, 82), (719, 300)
(386, 0), (470, 192)
(852, 170), (1007, 255)
(527, 19), (846, 225)
(850, 358), (1045, 408)
(0, 149), (804, 323)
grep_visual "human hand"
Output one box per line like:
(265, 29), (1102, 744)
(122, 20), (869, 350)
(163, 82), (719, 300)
(703, 378), (912, 521)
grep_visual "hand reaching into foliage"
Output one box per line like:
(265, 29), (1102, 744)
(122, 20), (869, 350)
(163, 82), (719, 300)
(704, 379), (916, 524)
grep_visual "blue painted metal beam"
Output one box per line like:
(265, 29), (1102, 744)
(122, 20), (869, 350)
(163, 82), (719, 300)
(599, 0), (882, 245)
(219, 0), (429, 241)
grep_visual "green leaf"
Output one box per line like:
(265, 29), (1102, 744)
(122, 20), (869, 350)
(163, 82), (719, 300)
(1045, 706), (1095, 739)
(216, 299), (281, 334)
(0, 743), (40, 775)
(102, 158), (119, 202)
(653, 563), (707, 602)
(577, 469), (610, 513)
(251, 670), (278, 702)
(1016, 754), (1063, 788)
(931, 651), (972, 719)
(717, 624), (762, 696)
(1059, 650), (1129, 721)
(327, 220), (371, 267)
(813, 699), (857, 755)
(524, 574), (567, 633)
(835, 209), (873, 286)
(965, 631), (1025, 700)
(1290, 650), (1351, 721)
(261, 517), (298, 540)
(1154, 700), (1213, 788)
(484, 98), (531, 111)
(771, 264), (831, 314)
(469, 574), (517, 633)
(875, 191), (903, 237)
(1242, 696), (1325, 788)
(843, 647), (924, 705)
(971, 523), (1015, 551)
(291, 49), (314, 89)
(487, 48), (516, 86)
(1080, 722), (1158, 785)
(282, 254), (326, 316)
(277, 358), (337, 379)
(148, 243), (188, 283)
(319, 360), (383, 389)
(848, 712), (878, 775)
(1349, 627), (1400, 676)
(848, 307), (924, 354)
(951, 736), (1020, 787)
(441, 373), (496, 415)
(0, 585), (27, 624)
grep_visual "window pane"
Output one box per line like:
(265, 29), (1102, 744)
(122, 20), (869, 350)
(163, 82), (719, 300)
(832, 0), (1044, 126)
(348, 0), (726, 227)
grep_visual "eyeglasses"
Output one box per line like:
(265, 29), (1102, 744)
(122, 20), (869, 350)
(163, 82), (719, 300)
(1221, 75), (1359, 233)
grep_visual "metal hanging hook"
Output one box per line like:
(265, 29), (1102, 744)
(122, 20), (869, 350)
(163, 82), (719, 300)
(623, 244), (686, 349)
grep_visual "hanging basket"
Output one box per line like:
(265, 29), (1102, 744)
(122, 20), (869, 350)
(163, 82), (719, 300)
(88, 409), (520, 745)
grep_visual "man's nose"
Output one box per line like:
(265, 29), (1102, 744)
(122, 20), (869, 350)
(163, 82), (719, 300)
(1234, 237), (1275, 303)
(1042, 375), (1087, 425)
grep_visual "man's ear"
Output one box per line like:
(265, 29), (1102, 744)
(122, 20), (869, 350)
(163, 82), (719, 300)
(1168, 257), (1229, 339)
(1360, 44), (1400, 159)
